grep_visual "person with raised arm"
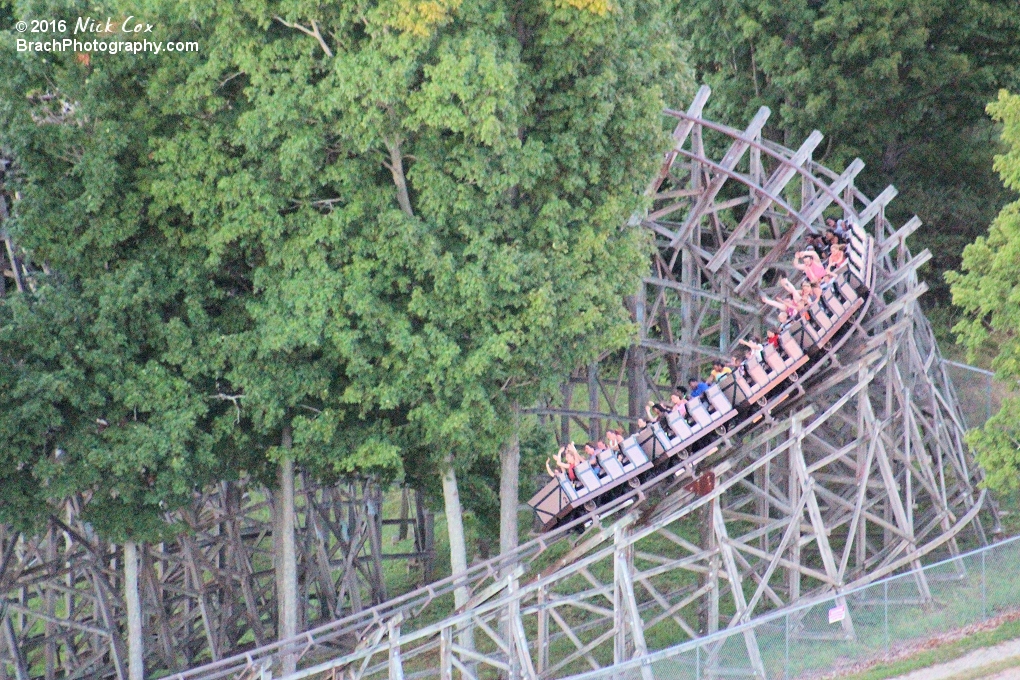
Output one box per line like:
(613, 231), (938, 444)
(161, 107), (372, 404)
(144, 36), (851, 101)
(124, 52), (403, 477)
(546, 457), (567, 482)
(740, 335), (765, 363)
(794, 250), (831, 285)
(562, 442), (585, 489)
(779, 276), (802, 300)
(761, 291), (799, 320)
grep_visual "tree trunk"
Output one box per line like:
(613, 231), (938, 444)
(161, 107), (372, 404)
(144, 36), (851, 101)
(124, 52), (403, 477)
(386, 137), (414, 218)
(275, 426), (298, 675)
(441, 454), (475, 663)
(499, 404), (521, 569)
(441, 455), (469, 607)
(415, 490), (435, 583)
(124, 541), (144, 680)
(626, 288), (647, 432)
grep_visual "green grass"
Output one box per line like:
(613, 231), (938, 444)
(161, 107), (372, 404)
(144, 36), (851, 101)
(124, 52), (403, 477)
(949, 654), (1020, 680)
(837, 616), (1020, 680)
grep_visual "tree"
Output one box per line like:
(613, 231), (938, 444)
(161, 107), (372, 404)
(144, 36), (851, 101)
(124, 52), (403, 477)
(0, 36), (250, 543)
(0, 23), (262, 673)
(947, 90), (1020, 493)
(151, 0), (691, 579)
(2, 0), (692, 617)
(0, 2), (402, 664)
(675, 0), (1020, 302)
(303, 0), (692, 574)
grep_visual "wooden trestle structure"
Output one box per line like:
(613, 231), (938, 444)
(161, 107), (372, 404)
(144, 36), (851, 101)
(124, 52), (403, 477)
(0, 86), (997, 679)
(0, 479), (435, 680)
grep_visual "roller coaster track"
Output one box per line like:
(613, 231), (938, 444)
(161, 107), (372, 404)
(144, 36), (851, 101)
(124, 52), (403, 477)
(159, 86), (993, 680)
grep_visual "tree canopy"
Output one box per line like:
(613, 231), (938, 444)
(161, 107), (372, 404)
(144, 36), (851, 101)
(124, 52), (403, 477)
(947, 90), (1020, 493)
(676, 0), (1020, 301)
(0, 0), (691, 544)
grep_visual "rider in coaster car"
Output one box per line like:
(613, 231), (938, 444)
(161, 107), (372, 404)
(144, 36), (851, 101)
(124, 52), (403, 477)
(689, 377), (710, 398)
(827, 243), (846, 272)
(710, 361), (732, 383)
(794, 250), (832, 286)
(582, 443), (605, 477)
(740, 336), (765, 363)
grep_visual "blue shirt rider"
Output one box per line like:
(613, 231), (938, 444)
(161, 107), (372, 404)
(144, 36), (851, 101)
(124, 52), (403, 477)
(688, 378), (710, 399)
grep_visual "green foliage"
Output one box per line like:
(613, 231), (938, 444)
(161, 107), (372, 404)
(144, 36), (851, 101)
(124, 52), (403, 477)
(676, 0), (1020, 301)
(0, 0), (692, 542)
(0, 6), (253, 539)
(948, 90), (1020, 493)
(307, 0), (693, 525)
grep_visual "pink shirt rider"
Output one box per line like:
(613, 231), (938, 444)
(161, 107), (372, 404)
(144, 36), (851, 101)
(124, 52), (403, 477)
(805, 260), (827, 283)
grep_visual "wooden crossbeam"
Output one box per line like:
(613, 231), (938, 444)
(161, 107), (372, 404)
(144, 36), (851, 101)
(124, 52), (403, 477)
(708, 131), (823, 272)
(669, 107), (772, 248)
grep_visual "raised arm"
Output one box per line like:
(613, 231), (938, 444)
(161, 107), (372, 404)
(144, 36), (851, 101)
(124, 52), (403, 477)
(760, 293), (789, 311)
(796, 250), (822, 266)
(779, 277), (800, 297)
(553, 447), (570, 471)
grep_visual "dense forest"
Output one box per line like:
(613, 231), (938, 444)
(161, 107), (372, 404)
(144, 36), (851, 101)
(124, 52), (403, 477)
(1, 0), (1019, 613)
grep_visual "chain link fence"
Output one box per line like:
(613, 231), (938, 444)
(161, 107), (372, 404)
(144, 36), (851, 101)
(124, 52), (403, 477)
(564, 535), (1020, 680)
(942, 359), (1010, 431)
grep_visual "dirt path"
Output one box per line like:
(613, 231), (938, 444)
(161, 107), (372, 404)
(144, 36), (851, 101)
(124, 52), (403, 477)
(889, 638), (1020, 680)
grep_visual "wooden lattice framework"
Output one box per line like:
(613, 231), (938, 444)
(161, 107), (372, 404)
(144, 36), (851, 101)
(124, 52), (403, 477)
(0, 477), (434, 680)
(0, 86), (995, 679)
(0, 157), (436, 680)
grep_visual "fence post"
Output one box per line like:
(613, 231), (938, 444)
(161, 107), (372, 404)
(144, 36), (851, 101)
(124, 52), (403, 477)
(987, 374), (992, 424)
(696, 645), (701, 680)
(981, 549), (987, 620)
(884, 580), (890, 657)
(784, 612), (790, 680)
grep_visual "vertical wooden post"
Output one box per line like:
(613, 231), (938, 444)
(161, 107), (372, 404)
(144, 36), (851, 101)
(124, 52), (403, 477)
(45, 525), (55, 680)
(439, 626), (453, 680)
(506, 573), (520, 680)
(414, 489), (435, 583)
(719, 279), (731, 352)
(613, 535), (627, 665)
(387, 618), (404, 680)
(396, 488), (410, 543)
(366, 483), (386, 604)
(856, 365), (868, 570)
(536, 585), (549, 674)
(788, 439), (801, 603)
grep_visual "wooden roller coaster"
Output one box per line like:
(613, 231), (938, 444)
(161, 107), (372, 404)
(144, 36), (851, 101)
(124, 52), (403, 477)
(528, 222), (874, 533)
(0, 86), (994, 680)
